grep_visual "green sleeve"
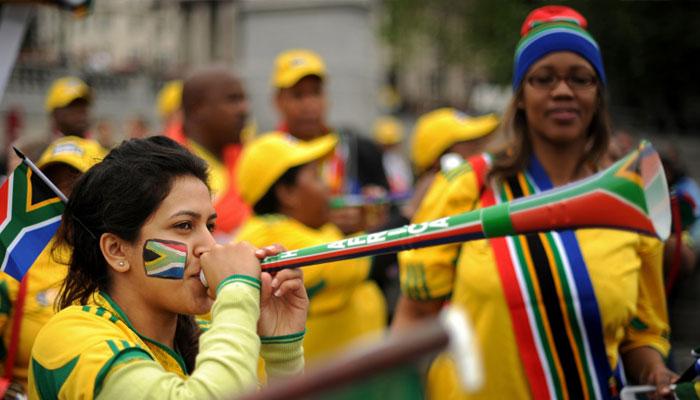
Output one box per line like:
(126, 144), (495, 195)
(96, 280), (262, 399)
(260, 330), (305, 379)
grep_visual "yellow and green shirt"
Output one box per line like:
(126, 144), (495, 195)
(28, 277), (304, 400)
(399, 161), (670, 399)
(236, 214), (386, 363)
(0, 240), (69, 388)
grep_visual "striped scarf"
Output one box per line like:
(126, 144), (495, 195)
(476, 155), (614, 399)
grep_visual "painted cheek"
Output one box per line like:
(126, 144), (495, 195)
(143, 239), (188, 279)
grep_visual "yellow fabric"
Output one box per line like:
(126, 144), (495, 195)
(411, 109), (499, 173)
(156, 80), (183, 119)
(0, 241), (69, 388)
(187, 139), (229, 202)
(37, 136), (107, 173)
(236, 133), (337, 206)
(45, 77), (91, 112)
(399, 165), (670, 399)
(28, 292), (187, 400)
(272, 49), (326, 89)
(28, 280), (303, 400)
(236, 214), (386, 363)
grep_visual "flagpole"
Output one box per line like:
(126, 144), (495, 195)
(13, 147), (68, 203)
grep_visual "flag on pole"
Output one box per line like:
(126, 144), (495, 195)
(0, 160), (64, 281)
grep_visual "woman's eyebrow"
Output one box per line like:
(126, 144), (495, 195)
(170, 210), (201, 219)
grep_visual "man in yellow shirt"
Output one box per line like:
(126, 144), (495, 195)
(181, 67), (251, 236)
(45, 77), (93, 139)
(0, 135), (106, 396)
(269, 49), (389, 235)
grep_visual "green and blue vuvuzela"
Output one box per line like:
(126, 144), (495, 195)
(261, 141), (670, 272)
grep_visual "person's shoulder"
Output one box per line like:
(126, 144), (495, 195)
(35, 304), (135, 353)
(413, 155), (487, 223)
(436, 155), (484, 195)
(31, 304), (152, 400)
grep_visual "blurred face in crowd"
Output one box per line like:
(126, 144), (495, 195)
(112, 175), (217, 316)
(198, 75), (249, 147)
(276, 75), (327, 141)
(52, 98), (91, 137)
(520, 51), (598, 149)
(277, 160), (329, 229)
(42, 163), (82, 197)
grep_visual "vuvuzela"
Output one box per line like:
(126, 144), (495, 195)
(261, 141), (671, 272)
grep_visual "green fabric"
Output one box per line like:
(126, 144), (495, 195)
(98, 292), (188, 374)
(260, 329), (305, 344)
(0, 280), (10, 315)
(31, 355), (80, 400)
(306, 279), (326, 300)
(94, 348), (152, 398)
(95, 283), (303, 399)
(675, 382), (700, 400)
(216, 274), (262, 295)
(630, 317), (649, 331)
(308, 364), (424, 400)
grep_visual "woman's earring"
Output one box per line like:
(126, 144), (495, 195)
(118, 260), (125, 267)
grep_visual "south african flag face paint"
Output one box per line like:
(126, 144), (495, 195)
(143, 239), (187, 279)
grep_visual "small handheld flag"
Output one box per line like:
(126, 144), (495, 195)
(0, 148), (66, 281)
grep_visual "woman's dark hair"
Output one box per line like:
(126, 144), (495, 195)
(253, 165), (302, 215)
(54, 135), (208, 371)
(488, 85), (612, 184)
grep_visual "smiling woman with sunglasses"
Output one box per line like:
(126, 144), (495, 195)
(394, 5), (677, 399)
(27, 136), (308, 400)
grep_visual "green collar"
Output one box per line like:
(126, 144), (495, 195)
(98, 291), (188, 374)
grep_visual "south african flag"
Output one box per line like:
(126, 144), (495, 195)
(0, 162), (64, 281)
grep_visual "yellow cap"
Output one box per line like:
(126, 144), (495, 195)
(156, 80), (183, 119)
(45, 77), (91, 112)
(272, 49), (326, 89)
(237, 132), (337, 205)
(374, 116), (404, 146)
(37, 136), (107, 173)
(411, 108), (499, 173)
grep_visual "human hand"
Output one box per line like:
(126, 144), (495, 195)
(330, 206), (364, 235)
(641, 362), (679, 399)
(200, 241), (261, 297)
(255, 245), (308, 337)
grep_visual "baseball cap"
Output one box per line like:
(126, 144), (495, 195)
(156, 80), (183, 119)
(45, 77), (92, 113)
(411, 108), (499, 173)
(271, 49), (326, 89)
(374, 116), (404, 146)
(37, 136), (107, 173)
(237, 132), (337, 206)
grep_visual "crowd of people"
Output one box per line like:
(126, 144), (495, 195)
(0, 5), (698, 400)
